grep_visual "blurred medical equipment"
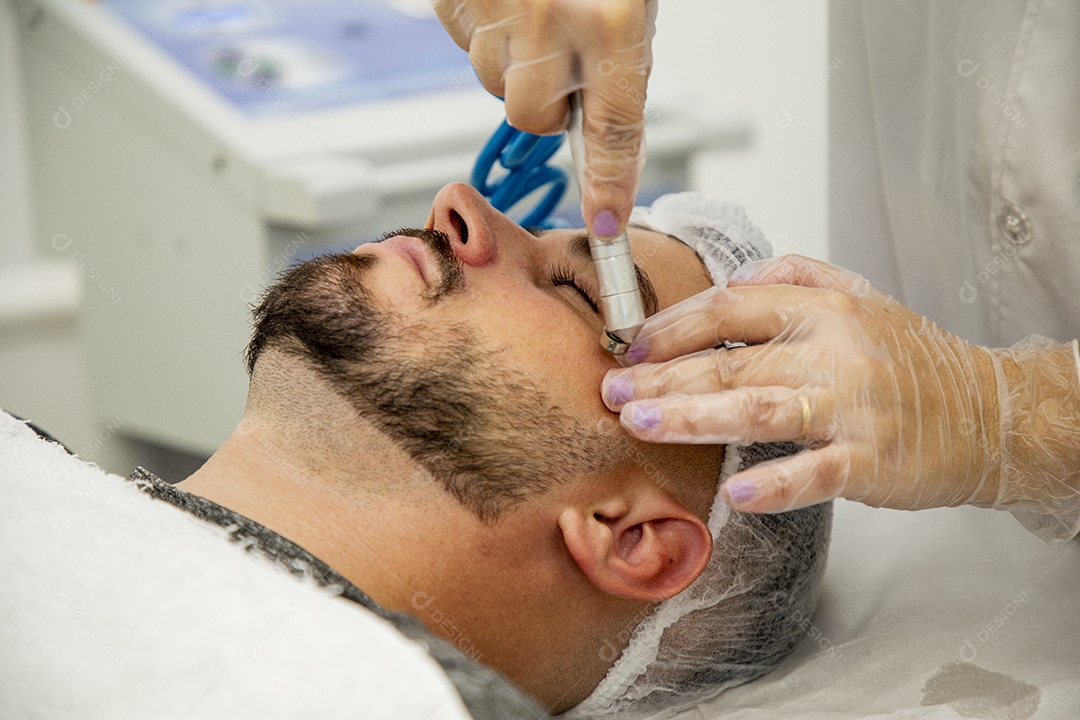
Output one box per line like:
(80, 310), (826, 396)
(13, 0), (750, 456)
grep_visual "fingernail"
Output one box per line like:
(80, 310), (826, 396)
(630, 404), (662, 431)
(594, 210), (619, 238)
(626, 343), (648, 365)
(729, 266), (754, 284)
(605, 374), (634, 405)
(724, 479), (758, 505)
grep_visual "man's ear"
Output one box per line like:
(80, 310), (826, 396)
(557, 485), (712, 602)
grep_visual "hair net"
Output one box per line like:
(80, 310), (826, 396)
(566, 193), (833, 719)
(628, 192), (774, 287)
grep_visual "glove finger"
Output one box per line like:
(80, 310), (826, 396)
(721, 444), (850, 513)
(625, 284), (820, 365)
(617, 386), (834, 445)
(730, 254), (888, 300)
(431, 0), (476, 51)
(467, 13), (523, 99)
(503, 21), (575, 134)
(603, 344), (812, 410)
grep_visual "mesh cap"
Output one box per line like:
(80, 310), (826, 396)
(566, 194), (832, 719)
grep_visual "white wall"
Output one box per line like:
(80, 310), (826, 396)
(654, 0), (830, 261)
(0, 0), (34, 266)
(0, 0), (205, 479)
(0, 0), (829, 478)
(0, 0), (88, 451)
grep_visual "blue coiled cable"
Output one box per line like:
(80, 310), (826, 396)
(471, 118), (569, 230)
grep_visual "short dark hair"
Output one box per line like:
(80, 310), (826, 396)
(245, 253), (381, 378)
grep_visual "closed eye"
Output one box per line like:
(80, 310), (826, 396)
(565, 233), (659, 317)
(550, 262), (600, 314)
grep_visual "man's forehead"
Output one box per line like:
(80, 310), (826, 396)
(623, 227), (713, 309)
(539, 225), (696, 258)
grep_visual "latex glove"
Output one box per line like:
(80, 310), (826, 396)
(601, 254), (1080, 541)
(432, 0), (656, 238)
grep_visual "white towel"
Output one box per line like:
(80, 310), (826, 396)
(0, 409), (472, 720)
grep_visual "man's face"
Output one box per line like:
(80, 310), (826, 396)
(251, 182), (718, 520)
(366, 184), (707, 407)
(245, 182), (730, 708)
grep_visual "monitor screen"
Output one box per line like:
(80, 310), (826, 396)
(102, 0), (480, 116)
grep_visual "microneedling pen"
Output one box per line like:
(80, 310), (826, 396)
(566, 93), (646, 355)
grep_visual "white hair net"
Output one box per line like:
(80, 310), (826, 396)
(566, 193), (833, 719)
(628, 192), (774, 287)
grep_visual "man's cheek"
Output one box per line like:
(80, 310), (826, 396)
(370, 284), (424, 316)
(519, 310), (603, 367)
(518, 318), (616, 410)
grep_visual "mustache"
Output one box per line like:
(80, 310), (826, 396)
(377, 227), (465, 302)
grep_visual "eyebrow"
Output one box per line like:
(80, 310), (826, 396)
(567, 233), (660, 317)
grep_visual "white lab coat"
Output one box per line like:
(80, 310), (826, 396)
(829, 0), (1080, 348)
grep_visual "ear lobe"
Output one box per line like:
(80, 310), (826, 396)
(558, 490), (713, 602)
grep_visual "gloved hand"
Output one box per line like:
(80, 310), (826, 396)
(601, 254), (1080, 541)
(432, 0), (656, 238)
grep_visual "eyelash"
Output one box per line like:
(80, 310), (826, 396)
(550, 262), (600, 313)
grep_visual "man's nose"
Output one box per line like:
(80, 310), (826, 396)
(426, 182), (502, 268)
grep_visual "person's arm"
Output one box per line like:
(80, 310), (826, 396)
(990, 339), (1080, 538)
(432, 0), (656, 238)
(600, 254), (1080, 540)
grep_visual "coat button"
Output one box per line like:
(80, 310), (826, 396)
(998, 199), (1032, 246)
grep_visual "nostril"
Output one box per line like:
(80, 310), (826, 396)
(449, 210), (469, 244)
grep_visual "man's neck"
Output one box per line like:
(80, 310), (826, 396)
(176, 415), (435, 608)
(175, 414), (658, 711)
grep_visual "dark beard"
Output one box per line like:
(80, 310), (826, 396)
(247, 228), (460, 375)
(247, 233), (615, 521)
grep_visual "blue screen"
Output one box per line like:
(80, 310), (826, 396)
(102, 0), (480, 115)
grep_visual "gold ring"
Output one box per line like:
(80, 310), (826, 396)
(797, 392), (812, 442)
